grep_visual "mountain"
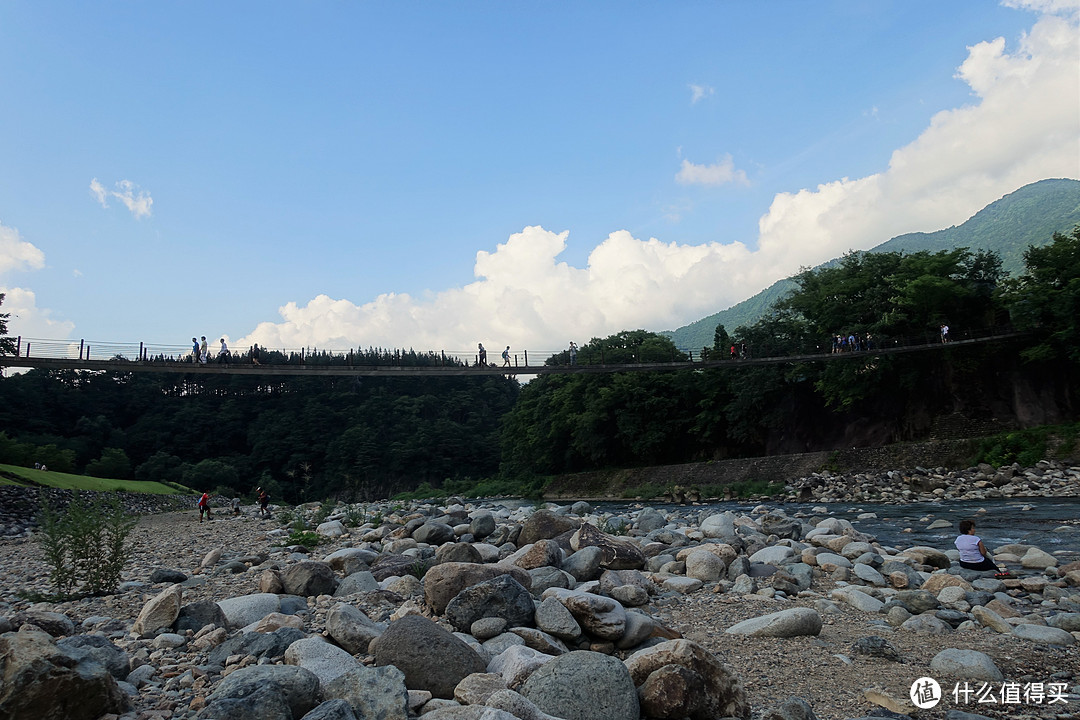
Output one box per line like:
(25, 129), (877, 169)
(665, 178), (1080, 350)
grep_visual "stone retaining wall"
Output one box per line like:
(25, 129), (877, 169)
(0, 486), (195, 538)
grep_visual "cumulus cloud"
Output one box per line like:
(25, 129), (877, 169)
(675, 155), (751, 187)
(0, 286), (76, 340)
(689, 83), (715, 103)
(0, 222), (45, 275)
(89, 178), (154, 219)
(0, 221), (73, 343)
(239, 7), (1078, 354)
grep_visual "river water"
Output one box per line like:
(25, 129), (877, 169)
(585, 496), (1080, 566)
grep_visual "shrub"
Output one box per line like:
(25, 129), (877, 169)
(286, 530), (323, 547)
(36, 493), (137, 598)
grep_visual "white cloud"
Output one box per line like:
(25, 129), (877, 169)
(89, 178), (154, 219)
(0, 286), (76, 340)
(689, 83), (714, 104)
(89, 178), (109, 208)
(0, 222), (45, 275)
(0, 221), (73, 343)
(675, 155), (750, 187)
(240, 7), (1078, 353)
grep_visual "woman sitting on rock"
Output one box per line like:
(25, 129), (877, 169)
(954, 519), (1004, 574)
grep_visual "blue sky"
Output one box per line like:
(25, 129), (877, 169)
(1, 1), (1077, 358)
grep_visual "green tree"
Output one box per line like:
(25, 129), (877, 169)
(0, 293), (15, 355)
(1006, 226), (1080, 363)
(84, 447), (133, 479)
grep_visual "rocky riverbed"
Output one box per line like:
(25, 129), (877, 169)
(1, 462), (1079, 720)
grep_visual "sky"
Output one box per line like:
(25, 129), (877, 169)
(1, 0), (1078, 359)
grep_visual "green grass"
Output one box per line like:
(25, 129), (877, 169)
(0, 464), (189, 495)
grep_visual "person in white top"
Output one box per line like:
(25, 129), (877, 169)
(954, 519), (999, 572)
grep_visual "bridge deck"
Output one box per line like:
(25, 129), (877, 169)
(0, 332), (1023, 377)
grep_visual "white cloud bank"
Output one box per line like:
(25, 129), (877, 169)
(90, 178), (154, 219)
(240, 7), (1079, 355)
(0, 221), (74, 342)
(689, 83), (715, 104)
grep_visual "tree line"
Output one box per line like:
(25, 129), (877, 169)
(1, 228), (1077, 499)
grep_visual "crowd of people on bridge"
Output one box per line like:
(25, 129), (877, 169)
(831, 332), (875, 354)
(190, 336), (232, 364)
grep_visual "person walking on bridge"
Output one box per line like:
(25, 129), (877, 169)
(478, 343), (487, 367)
(218, 338), (229, 364)
(199, 336), (209, 364)
(502, 346), (511, 367)
(191, 337), (199, 363)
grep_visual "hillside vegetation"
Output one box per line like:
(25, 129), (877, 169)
(667, 178), (1080, 350)
(0, 464), (186, 495)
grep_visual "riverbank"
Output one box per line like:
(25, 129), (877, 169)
(1, 482), (1078, 720)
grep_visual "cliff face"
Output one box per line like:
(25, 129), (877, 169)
(755, 355), (1073, 457)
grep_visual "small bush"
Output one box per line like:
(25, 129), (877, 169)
(313, 500), (336, 524)
(36, 493), (137, 598)
(286, 530), (323, 547)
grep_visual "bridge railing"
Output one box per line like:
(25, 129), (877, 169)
(5, 325), (1019, 370)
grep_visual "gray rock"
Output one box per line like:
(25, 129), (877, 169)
(686, 549), (726, 582)
(761, 696), (818, 720)
(323, 665), (408, 720)
(175, 599), (229, 634)
(542, 588), (626, 640)
(519, 510), (579, 546)
(424, 563), (532, 615)
(209, 665), (321, 719)
(562, 546), (604, 582)
(726, 608), (822, 638)
(208, 628), (306, 667)
(132, 584), (182, 636)
(198, 684), (293, 720)
(323, 548), (377, 576)
(896, 590), (940, 613)
(149, 568), (188, 584)
(527, 565), (571, 595)
(469, 511), (497, 538)
(520, 650), (639, 720)
(282, 562), (339, 597)
(299, 699), (359, 720)
(436, 542), (484, 565)
(334, 571), (379, 596)
(900, 614), (952, 634)
(373, 615), (486, 698)
(930, 649), (1003, 681)
(445, 574), (536, 633)
(57, 634), (130, 680)
(217, 593), (282, 630)
(534, 596), (581, 641)
(472, 617), (508, 641)
(284, 637), (364, 689)
(415, 521), (457, 545)
(1047, 612), (1080, 632)
(325, 602), (384, 654)
(624, 639), (750, 720)
(1011, 623), (1076, 645)
(850, 636), (902, 662)
(0, 629), (129, 720)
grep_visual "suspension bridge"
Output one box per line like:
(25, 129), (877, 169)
(0, 329), (1026, 378)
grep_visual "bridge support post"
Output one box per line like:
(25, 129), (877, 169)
(524, 350), (528, 366)
(139, 342), (144, 361)
(79, 339), (84, 361)
(15, 336), (20, 357)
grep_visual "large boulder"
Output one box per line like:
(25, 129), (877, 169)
(325, 603), (384, 654)
(323, 665), (409, 720)
(624, 639), (749, 720)
(217, 593), (283, 630)
(281, 562), (339, 597)
(519, 650), (639, 720)
(205, 664), (321, 719)
(542, 588), (627, 640)
(175, 599), (229, 634)
(56, 635), (130, 680)
(445, 574), (536, 633)
(573, 523), (645, 570)
(132, 584), (183, 636)
(929, 649), (1003, 681)
(208, 628), (306, 667)
(424, 563), (532, 615)
(373, 615), (486, 698)
(518, 510), (580, 547)
(414, 521), (456, 546)
(0, 629), (129, 720)
(284, 637), (364, 690)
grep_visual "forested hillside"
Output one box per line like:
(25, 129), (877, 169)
(667, 178), (1080, 350)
